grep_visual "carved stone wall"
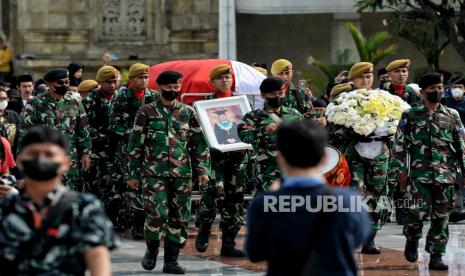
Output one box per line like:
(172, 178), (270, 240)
(10, 0), (219, 79)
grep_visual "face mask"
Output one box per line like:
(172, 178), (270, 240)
(161, 90), (179, 101)
(0, 100), (8, 110)
(451, 88), (464, 98)
(21, 156), (61, 181)
(71, 92), (82, 101)
(35, 87), (47, 95)
(266, 96), (284, 108)
(424, 90), (443, 103)
(54, 85), (68, 95)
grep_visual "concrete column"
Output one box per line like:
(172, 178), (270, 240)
(218, 0), (236, 60)
(331, 12), (360, 63)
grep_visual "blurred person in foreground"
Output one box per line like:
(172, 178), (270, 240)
(246, 120), (371, 276)
(0, 126), (117, 275)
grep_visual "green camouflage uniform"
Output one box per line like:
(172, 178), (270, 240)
(20, 92), (91, 191)
(0, 186), (118, 275)
(387, 84), (422, 106)
(127, 100), (210, 245)
(392, 103), (465, 254)
(238, 105), (301, 192)
(329, 124), (390, 230)
(283, 83), (313, 116)
(198, 94), (248, 231)
(108, 87), (159, 226)
(82, 90), (113, 205)
(386, 84), (422, 213)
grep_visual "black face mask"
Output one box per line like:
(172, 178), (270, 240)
(425, 90), (443, 103)
(54, 85), (68, 95)
(266, 96), (284, 108)
(161, 90), (179, 101)
(21, 156), (60, 181)
(35, 87), (47, 95)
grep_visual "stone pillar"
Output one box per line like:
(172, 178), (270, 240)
(218, 0), (236, 60)
(331, 13), (360, 63)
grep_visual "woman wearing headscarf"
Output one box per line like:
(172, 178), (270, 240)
(67, 62), (84, 85)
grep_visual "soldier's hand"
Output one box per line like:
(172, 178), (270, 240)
(81, 155), (91, 172)
(216, 185), (225, 199)
(128, 179), (140, 190)
(269, 180), (281, 191)
(316, 117), (327, 127)
(397, 172), (409, 191)
(265, 123), (278, 134)
(198, 175), (209, 185)
(0, 184), (12, 197)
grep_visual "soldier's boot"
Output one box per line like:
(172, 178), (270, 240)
(361, 230), (381, 254)
(449, 209), (465, 223)
(141, 240), (159, 270)
(404, 239), (419, 262)
(220, 227), (245, 257)
(162, 240), (186, 274)
(107, 198), (124, 232)
(429, 254), (448, 270)
(195, 222), (212, 252)
(131, 210), (145, 240)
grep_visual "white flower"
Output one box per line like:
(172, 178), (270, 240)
(326, 88), (410, 136)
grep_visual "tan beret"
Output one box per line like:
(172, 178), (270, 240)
(128, 63), (149, 79)
(330, 83), (352, 98)
(348, 62), (374, 80)
(209, 64), (231, 80)
(78, 80), (99, 92)
(271, 59), (292, 75)
(386, 59), (411, 72)
(253, 66), (268, 76)
(96, 66), (117, 82)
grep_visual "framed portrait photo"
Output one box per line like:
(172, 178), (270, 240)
(193, 95), (253, 152)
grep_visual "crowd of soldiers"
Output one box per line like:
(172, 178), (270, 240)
(0, 56), (464, 273)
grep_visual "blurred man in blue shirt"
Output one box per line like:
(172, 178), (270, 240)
(246, 120), (371, 276)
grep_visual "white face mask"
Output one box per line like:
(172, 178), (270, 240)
(0, 100), (8, 110)
(451, 88), (464, 98)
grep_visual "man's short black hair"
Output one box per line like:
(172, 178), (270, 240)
(20, 126), (69, 152)
(277, 120), (328, 168)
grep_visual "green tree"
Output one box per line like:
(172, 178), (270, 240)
(389, 11), (449, 70)
(345, 22), (397, 66)
(356, 0), (465, 63)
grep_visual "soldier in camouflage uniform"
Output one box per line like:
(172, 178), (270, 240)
(271, 59), (326, 125)
(82, 65), (119, 226)
(238, 77), (301, 193)
(108, 63), (159, 237)
(0, 126), (117, 275)
(20, 69), (91, 191)
(383, 59), (422, 225)
(385, 59), (422, 106)
(330, 62), (389, 255)
(392, 72), (465, 270)
(127, 71), (210, 274)
(196, 64), (246, 257)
